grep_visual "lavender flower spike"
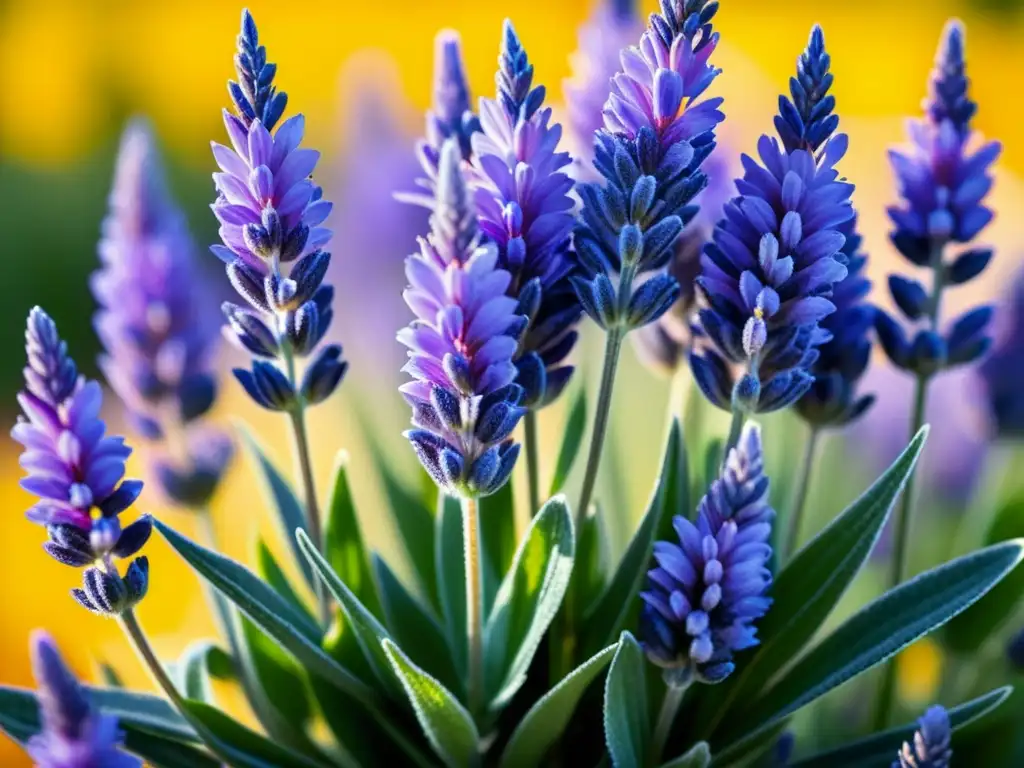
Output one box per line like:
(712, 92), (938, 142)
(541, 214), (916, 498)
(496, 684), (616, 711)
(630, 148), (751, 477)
(13, 308), (150, 615)
(212, 9), (346, 412)
(893, 705), (952, 768)
(93, 121), (233, 508)
(639, 422), (773, 684)
(563, 0), (643, 179)
(25, 631), (141, 768)
(690, 26), (854, 414)
(875, 20), (1000, 378)
(980, 268), (1024, 438)
(400, 139), (526, 497)
(573, 0), (725, 333)
(470, 20), (581, 407)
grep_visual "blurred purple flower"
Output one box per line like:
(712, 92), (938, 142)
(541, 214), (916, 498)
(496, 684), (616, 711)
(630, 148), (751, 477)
(26, 631), (140, 768)
(563, 0), (643, 179)
(400, 140), (525, 497)
(92, 121), (232, 508)
(13, 308), (150, 615)
(979, 267), (1024, 439)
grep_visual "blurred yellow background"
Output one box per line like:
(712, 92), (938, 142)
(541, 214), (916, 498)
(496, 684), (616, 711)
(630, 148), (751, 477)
(2, 0), (1023, 764)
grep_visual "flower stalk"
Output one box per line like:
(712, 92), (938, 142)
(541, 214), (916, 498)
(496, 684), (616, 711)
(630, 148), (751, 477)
(462, 496), (484, 719)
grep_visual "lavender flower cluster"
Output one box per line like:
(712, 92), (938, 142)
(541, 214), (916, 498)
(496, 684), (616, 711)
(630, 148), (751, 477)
(6, 4), (1024, 767)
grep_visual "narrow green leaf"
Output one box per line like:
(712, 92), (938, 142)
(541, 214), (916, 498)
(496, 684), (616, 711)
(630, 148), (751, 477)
(791, 686), (1012, 767)
(382, 639), (480, 768)
(604, 632), (649, 768)
(367, 438), (439, 611)
(296, 528), (400, 697)
(255, 537), (316, 627)
(583, 421), (682, 657)
(324, 451), (381, 617)
(178, 641), (219, 703)
(549, 385), (587, 496)
(373, 553), (462, 696)
(436, 493), (467, 680)
(485, 495), (575, 708)
(183, 700), (330, 768)
(236, 421), (313, 589)
(712, 721), (789, 768)
(945, 492), (1024, 653)
(701, 428), (928, 734)
(480, 479), (516, 615)
(154, 519), (374, 706)
(660, 741), (711, 768)
(723, 540), (1024, 750)
(500, 643), (617, 767)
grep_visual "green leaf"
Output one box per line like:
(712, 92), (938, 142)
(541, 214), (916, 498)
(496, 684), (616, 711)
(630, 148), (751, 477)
(582, 421), (682, 657)
(153, 519), (374, 706)
(790, 686), (1013, 767)
(945, 492), (1024, 653)
(236, 421), (314, 589)
(712, 721), (789, 768)
(382, 639), (480, 768)
(324, 451), (381, 618)
(98, 662), (124, 688)
(500, 643), (617, 767)
(480, 479), (516, 615)
(436, 493), (468, 680)
(549, 385), (587, 496)
(485, 495), (575, 708)
(0, 685), (219, 768)
(604, 632), (649, 768)
(176, 641), (221, 703)
(374, 553), (462, 696)
(183, 700), (331, 768)
(722, 540), (1024, 750)
(296, 528), (400, 697)
(660, 741), (711, 768)
(367, 437), (439, 611)
(255, 537), (316, 628)
(700, 428), (928, 735)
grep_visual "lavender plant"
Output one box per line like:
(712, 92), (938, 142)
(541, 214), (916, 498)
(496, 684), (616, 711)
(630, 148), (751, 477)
(3, 6), (1024, 768)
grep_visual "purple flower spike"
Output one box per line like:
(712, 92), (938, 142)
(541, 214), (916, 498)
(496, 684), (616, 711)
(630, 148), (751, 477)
(26, 631), (141, 768)
(563, 0), (643, 180)
(13, 308), (150, 615)
(402, 30), (482, 209)
(690, 26), (854, 415)
(400, 139), (525, 497)
(213, 10), (346, 411)
(639, 422), (774, 684)
(93, 121), (233, 508)
(573, 0), (725, 334)
(893, 705), (952, 768)
(875, 20), (1000, 379)
(980, 269), (1024, 439)
(470, 20), (581, 407)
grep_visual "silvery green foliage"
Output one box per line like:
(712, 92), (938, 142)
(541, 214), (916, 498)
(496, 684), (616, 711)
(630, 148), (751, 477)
(3, 6), (1024, 768)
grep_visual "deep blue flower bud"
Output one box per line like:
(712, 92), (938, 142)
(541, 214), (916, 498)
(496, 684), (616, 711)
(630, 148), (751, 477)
(123, 556), (150, 605)
(775, 26), (838, 153)
(640, 423), (773, 684)
(893, 705), (952, 768)
(626, 274), (680, 329)
(154, 429), (234, 508)
(571, 275), (617, 330)
(112, 516), (153, 559)
(889, 275), (930, 321)
(911, 330), (947, 377)
(874, 310), (912, 371)
(946, 248), (992, 285)
(225, 303), (279, 357)
(234, 362), (295, 411)
(946, 305), (993, 366)
(73, 566), (131, 616)
(26, 632), (140, 767)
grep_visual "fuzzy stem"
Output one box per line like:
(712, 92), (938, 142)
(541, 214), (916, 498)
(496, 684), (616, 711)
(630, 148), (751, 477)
(524, 409), (542, 516)
(722, 407), (745, 467)
(119, 608), (231, 763)
(650, 681), (689, 766)
(576, 326), (625, 533)
(289, 407), (329, 626)
(783, 426), (821, 563)
(463, 496), (484, 719)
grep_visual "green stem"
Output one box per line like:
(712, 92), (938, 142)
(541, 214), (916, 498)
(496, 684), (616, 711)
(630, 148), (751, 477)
(463, 496), (484, 719)
(650, 681), (689, 766)
(576, 326), (625, 533)
(524, 409), (541, 516)
(119, 609), (232, 763)
(783, 426), (821, 563)
(289, 406), (329, 625)
(722, 407), (745, 467)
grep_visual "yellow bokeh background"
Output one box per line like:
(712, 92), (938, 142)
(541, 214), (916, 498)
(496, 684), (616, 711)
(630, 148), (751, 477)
(2, 0), (1023, 764)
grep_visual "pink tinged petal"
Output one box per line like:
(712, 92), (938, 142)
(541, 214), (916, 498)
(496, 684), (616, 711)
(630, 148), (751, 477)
(211, 142), (250, 178)
(27, 503), (89, 528)
(467, 297), (517, 342)
(214, 172), (259, 208)
(11, 421), (52, 450)
(404, 289), (443, 321)
(439, 306), (465, 345)
(398, 324), (448, 358)
(404, 355), (450, 388)
(21, 475), (70, 500)
(274, 149), (320, 197)
(223, 110), (249, 158)
(19, 450), (71, 480)
(399, 380), (433, 403)
(247, 120), (273, 168)
(620, 47), (653, 87)
(271, 114), (306, 170)
(213, 203), (259, 226)
(17, 393), (61, 435)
